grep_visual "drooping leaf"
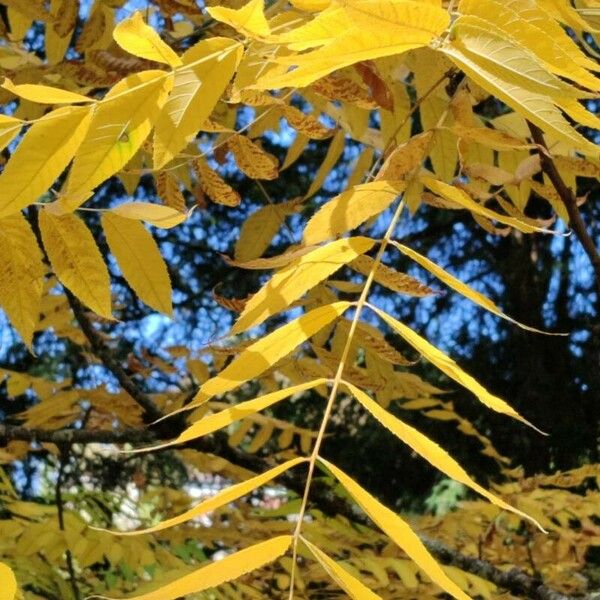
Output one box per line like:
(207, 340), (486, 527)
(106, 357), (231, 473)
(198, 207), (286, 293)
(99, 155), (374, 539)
(142, 380), (328, 449)
(303, 180), (404, 245)
(109, 202), (188, 228)
(303, 537), (383, 600)
(107, 458), (306, 533)
(113, 11), (182, 67)
(0, 115), (23, 154)
(391, 242), (558, 334)
(421, 176), (553, 233)
(62, 70), (173, 209)
(227, 134), (279, 180)
(2, 77), (92, 104)
(0, 214), (45, 348)
(153, 38), (243, 168)
(206, 0), (271, 38)
(105, 536), (292, 600)
(39, 209), (112, 319)
(342, 380), (543, 530)
(305, 129), (346, 198)
(319, 458), (470, 600)
(189, 302), (351, 408)
(194, 156), (241, 207)
(367, 303), (542, 431)
(102, 212), (172, 315)
(0, 105), (92, 219)
(232, 237), (375, 334)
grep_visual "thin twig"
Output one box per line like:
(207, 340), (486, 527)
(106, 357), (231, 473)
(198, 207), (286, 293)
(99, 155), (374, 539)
(56, 445), (81, 600)
(527, 122), (600, 292)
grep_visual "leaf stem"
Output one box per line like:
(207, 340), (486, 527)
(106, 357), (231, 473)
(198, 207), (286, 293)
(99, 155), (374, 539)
(287, 197), (407, 598)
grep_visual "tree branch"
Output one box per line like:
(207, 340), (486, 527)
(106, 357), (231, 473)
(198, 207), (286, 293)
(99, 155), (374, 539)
(0, 422), (590, 599)
(64, 290), (165, 423)
(528, 122), (600, 292)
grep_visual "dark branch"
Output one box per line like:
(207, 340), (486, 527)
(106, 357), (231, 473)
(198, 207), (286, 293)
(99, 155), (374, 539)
(65, 290), (165, 423)
(0, 424), (157, 445)
(528, 122), (600, 292)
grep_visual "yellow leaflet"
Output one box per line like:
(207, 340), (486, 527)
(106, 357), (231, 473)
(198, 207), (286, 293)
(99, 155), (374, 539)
(377, 131), (434, 180)
(0, 115), (22, 156)
(232, 237), (374, 335)
(319, 458), (470, 600)
(0, 105), (92, 219)
(141, 379), (327, 448)
(557, 98), (600, 131)
(153, 38), (243, 169)
(105, 458), (306, 533)
(110, 202), (188, 228)
(253, 1), (449, 89)
(188, 302), (350, 409)
(306, 129), (346, 198)
(39, 210), (112, 319)
(391, 242), (560, 335)
(101, 536), (292, 600)
(451, 124), (534, 151)
(450, 16), (588, 99)
(367, 304), (543, 432)
(440, 44), (600, 158)
(102, 213), (172, 315)
(351, 254), (436, 297)
(2, 77), (92, 104)
(421, 176), (553, 234)
(303, 180), (404, 245)
(62, 70), (173, 209)
(0, 214), (44, 349)
(342, 381), (544, 531)
(457, 0), (600, 91)
(234, 201), (300, 261)
(206, 0), (271, 38)
(290, 0), (331, 12)
(226, 245), (317, 270)
(0, 562), (17, 600)
(228, 134), (279, 180)
(303, 538), (383, 600)
(113, 11), (182, 67)
(193, 156), (241, 207)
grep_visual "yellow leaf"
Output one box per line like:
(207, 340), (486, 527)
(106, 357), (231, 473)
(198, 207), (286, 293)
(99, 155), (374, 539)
(0, 105), (92, 219)
(367, 304), (542, 432)
(377, 131), (434, 180)
(457, 0), (600, 92)
(303, 180), (404, 245)
(451, 123), (533, 151)
(193, 156), (241, 207)
(232, 237), (375, 334)
(2, 77), (92, 104)
(0, 115), (23, 154)
(391, 242), (558, 335)
(450, 16), (587, 99)
(234, 201), (300, 261)
(39, 209), (112, 319)
(189, 303), (350, 408)
(104, 536), (292, 600)
(350, 254), (435, 297)
(153, 38), (243, 169)
(143, 380), (328, 449)
(253, 1), (449, 89)
(206, 0), (271, 38)
(227, 134), (279, 180)
(303, 538), (382, 600)
(110, 202), (188, 229)
(62, 70), (173, 209)
(0, 562), (17, 600)
(319, 458), (470, 600)
(342, 381), (544, 530)
(441, 44), (600, 157)
(420, 176), (552, 234)
(306, 129), (346, 198)
(108, 458), (306, 534)
(0, 214), (44, 349)
(155, 171), (186, 213)
(113, 11), (182, 67)
(102, 213), (172, 315)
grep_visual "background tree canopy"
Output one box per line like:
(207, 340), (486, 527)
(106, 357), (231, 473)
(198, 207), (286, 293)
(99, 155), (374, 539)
(0, 0), (598, 598)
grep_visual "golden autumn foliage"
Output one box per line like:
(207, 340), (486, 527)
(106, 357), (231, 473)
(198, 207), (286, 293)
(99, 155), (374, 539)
(0, 0), (599, 599)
